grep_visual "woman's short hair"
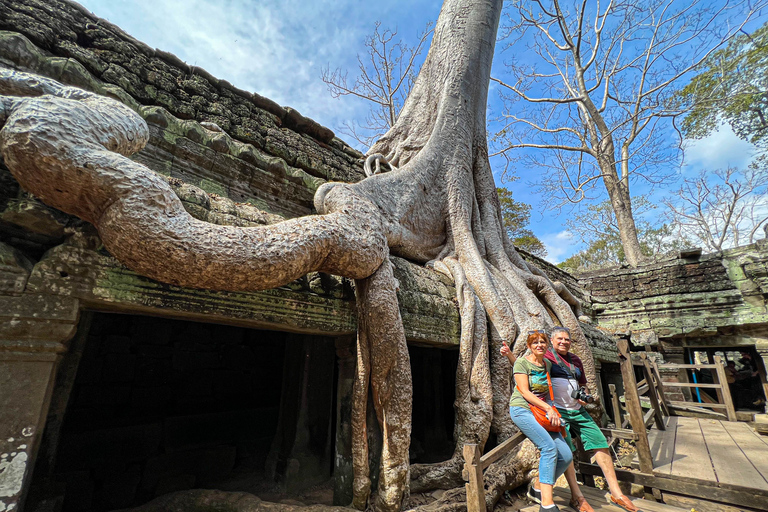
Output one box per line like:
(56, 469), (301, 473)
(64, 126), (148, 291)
(526, 331), (549, 347)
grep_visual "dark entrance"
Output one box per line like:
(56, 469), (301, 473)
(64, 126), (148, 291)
(28, 313), (337, 512)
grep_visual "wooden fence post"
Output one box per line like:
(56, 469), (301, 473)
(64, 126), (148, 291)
(618, 339), (654, 474)
(714, 355), (737, 421)
(463, 443), (485, 512)
(650, 359), (671, 417)
(639, 353), (665, 430)
(609, 384), (623, 427)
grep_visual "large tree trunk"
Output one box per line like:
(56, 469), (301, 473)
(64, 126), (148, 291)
(0, 1), (599, 509)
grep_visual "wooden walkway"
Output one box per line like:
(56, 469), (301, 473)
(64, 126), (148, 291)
(645, 416), (768, 489)
(621, 415), (768, 509)
(519, 486), (687, 512)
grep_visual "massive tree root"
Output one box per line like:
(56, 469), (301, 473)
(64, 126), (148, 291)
(0, 1), (600, 510)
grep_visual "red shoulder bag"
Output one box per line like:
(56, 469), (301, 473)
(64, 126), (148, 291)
(530, 372), (564, 433)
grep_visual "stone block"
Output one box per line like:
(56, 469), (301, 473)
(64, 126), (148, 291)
(130, 386), (172, 415)
(221, 345), (257, 370)
(194, 445), (237, 486)
(172, 351), (220, 371)
(153, 474), (195, 497)
(92, 470), (141, 511)
(101, 353), (136, 383)
(101, 335), (132, 354)
(58, 471), (94, 512)
(56, 424), (162, 471)
(163, 408), (277, 450)
(134, 358), (172, 387)
(135, 344), (173, 359)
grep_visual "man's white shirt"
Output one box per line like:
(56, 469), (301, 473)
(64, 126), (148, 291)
(551, 377), (581, 410)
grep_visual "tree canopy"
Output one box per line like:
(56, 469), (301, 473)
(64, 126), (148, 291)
(558, 199), (686, 273)
(678, 21), (768, 148)
(493, 0), (763, 267)
(497, 187), (546, 257)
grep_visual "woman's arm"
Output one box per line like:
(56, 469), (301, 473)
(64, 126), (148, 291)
(500, 340), (516, 364)
(514, 372), (561, 427)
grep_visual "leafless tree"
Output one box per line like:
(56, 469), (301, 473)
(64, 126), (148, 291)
(492, 0), (764, 266)
(321, 21), (433, 148)
(663, 161), (768, 252)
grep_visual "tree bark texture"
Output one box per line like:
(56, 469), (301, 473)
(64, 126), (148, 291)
(0, 1), (598, 509)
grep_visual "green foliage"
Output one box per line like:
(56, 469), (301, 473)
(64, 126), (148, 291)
(678, 22), (768, 147)
(557, 200), (688, 273)
(496, 187), (546, 257)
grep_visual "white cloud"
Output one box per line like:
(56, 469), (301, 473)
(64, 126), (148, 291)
(76, 0), (438, 134)
(540, 230), (578, 264)
(683, 125), (757, 171)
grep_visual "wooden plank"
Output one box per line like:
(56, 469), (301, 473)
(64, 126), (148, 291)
(601, 428), (638, 440)
(662, 382), (722, 389)
(657, 363), (719, 369)
(462, 444), (485, 512)
(609, 384), (623, 427)
(721, 420), (768, 486)
(668, 403), (727, 419)
(699, 419), (768, 490)
(639, 353), (665, 430)
(651, 359), (671, 417)
(643, 407), (656, 427)
(578, 463), (768, 510)
(519, 486), (686, 512)
(668, 400), (727, 409)
(618, 339), (654, 474)
(713, 356), (737, 422)
(479, 431), (524, 469)
(649, 416), (677, 475)
(668, 417), (716, 481)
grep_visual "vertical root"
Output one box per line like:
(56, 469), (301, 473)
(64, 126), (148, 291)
(408, 257), (492, 493)
(354, 258), (413, 512)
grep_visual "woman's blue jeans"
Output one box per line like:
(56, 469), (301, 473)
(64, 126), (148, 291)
(509, 406), (573, 485)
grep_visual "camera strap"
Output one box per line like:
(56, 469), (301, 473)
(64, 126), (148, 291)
(549, 349), (577, 381)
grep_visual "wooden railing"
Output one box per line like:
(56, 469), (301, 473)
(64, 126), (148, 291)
(462, 432), (526, 512)
(655, 356), (737, 421)
(462, 426), (638, 512)
(463, 341), (740, 510)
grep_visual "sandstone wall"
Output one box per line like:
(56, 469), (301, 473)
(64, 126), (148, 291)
(579, 243), (768, 341)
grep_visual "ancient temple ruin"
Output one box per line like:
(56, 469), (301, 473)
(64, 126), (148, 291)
(1, 1), (767, 512)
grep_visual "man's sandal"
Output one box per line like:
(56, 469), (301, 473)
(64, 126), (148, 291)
(610, 495), (640, 512)
(569, 496), (594, 512)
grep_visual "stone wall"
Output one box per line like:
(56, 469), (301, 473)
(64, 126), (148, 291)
(579, 243), (768, 340)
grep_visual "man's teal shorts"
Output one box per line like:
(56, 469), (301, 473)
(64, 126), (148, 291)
(558, 407), (609, 452)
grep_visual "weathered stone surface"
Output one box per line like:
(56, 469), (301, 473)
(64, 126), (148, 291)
(0, 3), (361, 183)
(0, 241), (32, 294)
(0, 293), (80, 512)
(580, 242), (768, 340)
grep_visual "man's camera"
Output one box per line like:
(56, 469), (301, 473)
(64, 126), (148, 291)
(570, 387), (595, 404)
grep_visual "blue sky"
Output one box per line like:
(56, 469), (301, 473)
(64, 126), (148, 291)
(77, 0), (762, 264)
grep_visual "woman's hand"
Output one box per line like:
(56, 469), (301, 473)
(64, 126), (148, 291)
(500, 340), (516, 364)
(546, 406), (561, 427)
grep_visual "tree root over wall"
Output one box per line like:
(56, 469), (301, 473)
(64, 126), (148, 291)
(0, 1), (598, 510)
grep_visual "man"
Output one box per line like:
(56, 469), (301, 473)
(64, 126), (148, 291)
(529, 327), (639, 512)
(738, 350), (765, 408)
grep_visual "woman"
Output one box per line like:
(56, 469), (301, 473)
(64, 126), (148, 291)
(501, 331), (591, 512)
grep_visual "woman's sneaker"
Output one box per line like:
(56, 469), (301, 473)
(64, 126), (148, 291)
(527, 484), (542, 504)
(538, 505), (561, 512)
